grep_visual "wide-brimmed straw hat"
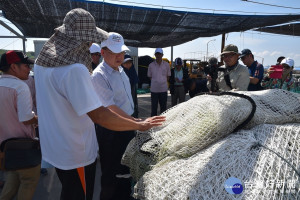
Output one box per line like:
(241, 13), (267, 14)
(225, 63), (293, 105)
(36, 8), (108, 70)
(55, 8), (108, 42)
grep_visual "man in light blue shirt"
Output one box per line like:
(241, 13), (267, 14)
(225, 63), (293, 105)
(92, 58), (134, 115)
(92, 32), (140, 200)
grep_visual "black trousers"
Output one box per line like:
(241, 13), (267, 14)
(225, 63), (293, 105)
(55, 160), (97, 200)
(131, 84), (139, 118)
(96, 125), (135, 200)
(150, 91), (168, 116)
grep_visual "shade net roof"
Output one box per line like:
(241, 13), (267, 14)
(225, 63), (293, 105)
(255, 23), (300, 37)
(1, 0), (300, 47)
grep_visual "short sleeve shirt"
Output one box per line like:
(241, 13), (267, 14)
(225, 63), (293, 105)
(91, 61), (134, 115)
(174, 69), (183, 86)
(248, 61), (264, 91)
(0, 75), (35, 143)
(34, 63), (102, 170)
(147, 60), (171, 92)
(23, 76), (37, 113)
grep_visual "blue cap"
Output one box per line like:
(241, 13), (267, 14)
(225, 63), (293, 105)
(239, 49), (252, 58)
(175, 57), (183, 66)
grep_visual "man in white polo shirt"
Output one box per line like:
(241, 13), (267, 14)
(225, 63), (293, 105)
(34, 9), (165, 200)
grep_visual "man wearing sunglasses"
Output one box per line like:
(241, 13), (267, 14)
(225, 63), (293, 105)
(207, 44), (249, 92)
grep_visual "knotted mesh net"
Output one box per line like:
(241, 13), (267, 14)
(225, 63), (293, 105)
(122, 89), (300, 199)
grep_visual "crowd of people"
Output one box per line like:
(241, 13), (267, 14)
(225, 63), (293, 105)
(0, 7), (299, 200)
(167, 44), (299, 107)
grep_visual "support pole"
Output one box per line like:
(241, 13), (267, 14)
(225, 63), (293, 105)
(23, 38), (26, 53)
(221, 33), (226, 63)
(171, 46), (173, 67)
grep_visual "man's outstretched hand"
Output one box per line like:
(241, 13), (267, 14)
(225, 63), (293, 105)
(137, 116), (166, 131)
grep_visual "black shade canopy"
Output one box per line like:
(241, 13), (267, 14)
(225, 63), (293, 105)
(0, 0), (300, 47)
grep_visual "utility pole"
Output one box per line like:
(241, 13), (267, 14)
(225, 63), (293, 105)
(206, 39), (216, 61)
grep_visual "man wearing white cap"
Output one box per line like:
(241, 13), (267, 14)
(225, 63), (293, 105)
(89, 43), (101, 70)
(147, 48), (171, 116)
(34, 9), (165, 200)
(92, 32), (162, 200)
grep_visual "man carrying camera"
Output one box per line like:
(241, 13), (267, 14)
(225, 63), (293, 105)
(207, 44), (249, 92)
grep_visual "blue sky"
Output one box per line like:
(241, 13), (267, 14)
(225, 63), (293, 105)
(0, 0), (300, 67)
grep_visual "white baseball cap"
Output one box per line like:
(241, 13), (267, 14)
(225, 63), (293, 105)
(281, 57), (294, 67)
(89, 43), (101, 53)
(155, 48), (163, 54)
(101, 32), (129, 53)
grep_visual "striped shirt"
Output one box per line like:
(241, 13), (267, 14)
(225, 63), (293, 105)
(0, 75), (35, 144)
(147, 60), (171, 92)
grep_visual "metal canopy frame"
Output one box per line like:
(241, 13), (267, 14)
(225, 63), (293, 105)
(255, 23), (300, 37)
(0, 20), (27, 52)
(0, 0), (299, 49)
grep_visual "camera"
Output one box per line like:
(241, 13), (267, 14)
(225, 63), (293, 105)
(204, 64), (218, 80)
(192, 65), (199, 74)
(204, 57), (220, 92)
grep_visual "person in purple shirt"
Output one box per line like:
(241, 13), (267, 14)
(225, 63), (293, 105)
(240, 49), (264, 91)
(147, 48), (171, 116)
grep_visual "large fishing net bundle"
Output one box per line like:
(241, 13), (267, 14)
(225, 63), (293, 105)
(134, 123), (300, 199)
(121, 89), (300, 199)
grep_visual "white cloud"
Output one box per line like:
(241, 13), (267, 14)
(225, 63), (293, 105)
(256, 50), (270, 57)
(294, 54), (300, 58)
(286, 53), (300, 59)
(255, 50), (283, 58)
(270, 51), (282, 56)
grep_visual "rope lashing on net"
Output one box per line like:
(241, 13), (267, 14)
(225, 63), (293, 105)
(139, 91), (257, 156)
(198, 91), (257, 132)
(251, 141), (300, 178)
